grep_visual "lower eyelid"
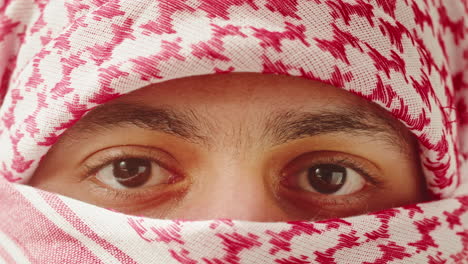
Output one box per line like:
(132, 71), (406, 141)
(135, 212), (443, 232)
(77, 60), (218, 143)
(87, 176), (187, 204)
(279, 185), (377, 211)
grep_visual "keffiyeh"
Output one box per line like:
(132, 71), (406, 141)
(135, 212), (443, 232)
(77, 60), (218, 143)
(0, 0), (468, 263)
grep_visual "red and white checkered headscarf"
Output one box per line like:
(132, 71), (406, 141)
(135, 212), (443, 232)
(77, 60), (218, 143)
(0, 0), (467, 263)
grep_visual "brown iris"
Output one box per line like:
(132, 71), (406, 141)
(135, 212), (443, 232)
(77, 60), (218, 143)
(112, 158), (151, 187)
(307, 164), (346, 194)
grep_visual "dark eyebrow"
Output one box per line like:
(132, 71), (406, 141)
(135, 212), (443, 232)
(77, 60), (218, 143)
(71, 102), (207, 143)
(263, 107), (412, 151)
(69, 102), (411, 152)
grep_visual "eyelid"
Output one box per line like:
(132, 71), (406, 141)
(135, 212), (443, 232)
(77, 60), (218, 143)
(79, 146), (184, 182)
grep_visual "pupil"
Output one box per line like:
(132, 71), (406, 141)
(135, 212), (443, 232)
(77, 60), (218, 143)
(307, 164), (346, 194)
(112, 158), (151, 187)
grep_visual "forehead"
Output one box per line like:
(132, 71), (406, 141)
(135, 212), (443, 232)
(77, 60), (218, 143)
(117, 73), (363, 112)
(61, 73), (414, 154)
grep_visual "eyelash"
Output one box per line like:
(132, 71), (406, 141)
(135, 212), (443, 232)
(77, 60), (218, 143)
(320, 156), (382, 186)
(81, 146), (181, 177)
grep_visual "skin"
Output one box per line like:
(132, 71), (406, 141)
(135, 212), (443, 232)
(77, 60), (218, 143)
(30, 73), (427, 222)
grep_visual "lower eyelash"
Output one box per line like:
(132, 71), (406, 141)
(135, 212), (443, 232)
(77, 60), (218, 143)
(310, 190), (375, 207)
(88, 175), (176, 201)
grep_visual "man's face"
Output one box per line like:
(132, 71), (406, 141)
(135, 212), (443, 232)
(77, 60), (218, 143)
(30, 73), (426, 221)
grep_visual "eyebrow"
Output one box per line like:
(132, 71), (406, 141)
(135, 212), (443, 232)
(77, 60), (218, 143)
(263, 108), (410, 148)
(72, 103), (207, 142)
(69, 102), (411, 151)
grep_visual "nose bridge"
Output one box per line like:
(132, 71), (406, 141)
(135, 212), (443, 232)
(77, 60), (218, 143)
(173, 162), (286, 221)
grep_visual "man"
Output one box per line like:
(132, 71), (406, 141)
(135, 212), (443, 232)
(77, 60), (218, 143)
(0, 0), (466, 263)
(30, 73), (426, 221)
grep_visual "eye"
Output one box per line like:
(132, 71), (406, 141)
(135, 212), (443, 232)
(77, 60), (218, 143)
(281, 152), (381, 197)
(94, 158), (175, 189)
(296, 163), (366, 195)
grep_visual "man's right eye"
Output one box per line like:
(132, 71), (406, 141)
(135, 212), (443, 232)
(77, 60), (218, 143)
(94, 157), (175, 189)
(95, 158), (173, 189)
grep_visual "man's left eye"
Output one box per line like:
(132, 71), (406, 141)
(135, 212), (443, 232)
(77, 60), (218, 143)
(95, 158), (174, 189)
(296, 163), (366, 195)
